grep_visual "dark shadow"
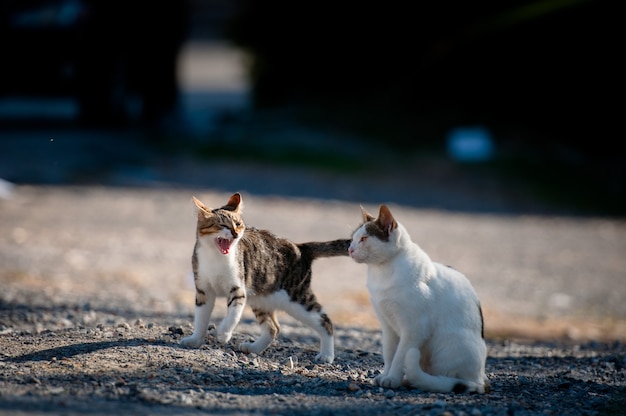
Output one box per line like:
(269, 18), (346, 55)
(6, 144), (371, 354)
(5, 338), (156, 363)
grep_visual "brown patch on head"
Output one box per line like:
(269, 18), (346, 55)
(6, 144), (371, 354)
(376, 205), (397, 235)
(359, 204), (398, 241)
(364, 222), (390, 242)
(193, 194), (246, 238)
(193, 196), (219, 236)
(197, 219), (221, 237)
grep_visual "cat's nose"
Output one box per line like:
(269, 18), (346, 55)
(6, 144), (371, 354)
(348, 247), (354, 255)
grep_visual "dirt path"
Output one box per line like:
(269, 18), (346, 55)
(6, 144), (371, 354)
(2, 185), (624, 340)
(1, 185), (625, 414)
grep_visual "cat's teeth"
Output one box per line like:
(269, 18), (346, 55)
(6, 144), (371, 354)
(216, 237), (232, 254)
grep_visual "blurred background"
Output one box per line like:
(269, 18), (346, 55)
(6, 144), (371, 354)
(0, 0), (623, 216)
(1, 0), (625, 342)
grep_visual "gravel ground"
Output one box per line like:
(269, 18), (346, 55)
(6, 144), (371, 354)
(0, 302), (624, 416)
(1, 185), (625, 415)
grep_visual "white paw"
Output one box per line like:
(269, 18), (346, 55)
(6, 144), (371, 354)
(375, 374), (402, 389)
(314, 352), (334, 364)
(180, 335), (204, 348)
(238, 341), (253, 354)
(464, 381), (486, 394)
(238, 341), (264, 355)
(217, 331), (232, 344)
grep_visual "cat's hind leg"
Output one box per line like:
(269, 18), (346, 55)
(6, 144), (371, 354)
(426, 330), (488, 393)
(239, 309), (280, 355)
(284, 302), (334, 364)
(404, 348), (485, 393)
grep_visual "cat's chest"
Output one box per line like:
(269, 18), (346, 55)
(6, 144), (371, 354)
(366, 263), (430, 309)
(195, 242), (240, 295)
(367, 265), (412, 294)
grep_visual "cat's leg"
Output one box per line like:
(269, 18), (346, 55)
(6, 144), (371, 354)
(311, 311), (334, 364)
(372, 309), (399, 385)
(284, 301), (334, 364)
(181, 288), (216, 348)
(239, 309), (280, 355)
(426, 331), (488, 393)
(404, 348), (485, 393)
(375, 326), (406, 388)
(216, 286), (246, 344)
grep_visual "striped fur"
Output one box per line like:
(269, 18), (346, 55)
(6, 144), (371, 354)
(180, 193), (349, 364)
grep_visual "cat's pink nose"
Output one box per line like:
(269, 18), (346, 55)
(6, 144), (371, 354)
(348, 247), (354, 255)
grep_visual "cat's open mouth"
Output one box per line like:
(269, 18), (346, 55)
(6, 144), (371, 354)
(216, 237), (233, 255)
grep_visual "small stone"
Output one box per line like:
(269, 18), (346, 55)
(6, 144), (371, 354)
(168, 326), (184, 336)
(347, 382), (360, 392)
(27, 376), (41, 384)
(47, 386), (65, 395)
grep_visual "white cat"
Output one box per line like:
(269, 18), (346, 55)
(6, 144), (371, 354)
(348, 204), (489, 393)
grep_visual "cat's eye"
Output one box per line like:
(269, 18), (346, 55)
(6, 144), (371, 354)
(360, 236), (368, 242)
(235, 221), (242, 227)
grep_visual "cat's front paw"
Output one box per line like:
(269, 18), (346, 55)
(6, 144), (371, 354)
(374, 374), (402, 389)
(180, 335), (204, 348)
(216, 320), (234, 344)
(314, 352), (334, 364)
(459, 381), (486, 394)
(217, 331), (232, 344)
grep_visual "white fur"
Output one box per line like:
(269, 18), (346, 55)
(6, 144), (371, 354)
(348, 214), (488, 393)
(180, 229), (240, 349)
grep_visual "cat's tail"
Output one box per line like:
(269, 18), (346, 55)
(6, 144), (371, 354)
(298, 239), (351, 259)
(404, 348), (486, 394)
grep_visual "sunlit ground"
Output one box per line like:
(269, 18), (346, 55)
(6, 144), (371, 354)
(1, 187), (624, 343)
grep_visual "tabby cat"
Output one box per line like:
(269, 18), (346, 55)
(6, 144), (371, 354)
(180, 193), (350, 363)
(348, 204), (489, 393)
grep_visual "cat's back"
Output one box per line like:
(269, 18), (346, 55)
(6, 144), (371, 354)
(241, 227), (298, 252)
(239, 227), (301, 267)
(431, 262), (480, 302)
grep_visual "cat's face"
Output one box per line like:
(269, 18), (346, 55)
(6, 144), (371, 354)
(193, 193), (245, 255)
(348, 205), (398, 264)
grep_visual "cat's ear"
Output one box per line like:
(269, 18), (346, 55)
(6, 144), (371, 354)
(223, 192), (243, 213)
(360, 205), (375, 223)
(377, 205), (397, 235)
(192, 196), (212, 217)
